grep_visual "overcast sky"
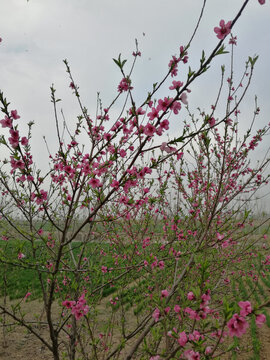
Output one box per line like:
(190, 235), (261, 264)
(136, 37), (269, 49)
(1, 0), (270, 210)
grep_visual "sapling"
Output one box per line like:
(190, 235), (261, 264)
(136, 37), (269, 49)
(0, 1), (270, 359)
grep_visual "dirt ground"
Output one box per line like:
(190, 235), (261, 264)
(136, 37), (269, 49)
(1, 324), (270, 359)
(221, 323), (270, 360)
(1, 298), (270, 360)
(257, 327), (270, 360)
(0, 299), (55, 360)
(0, 297), (140, 360)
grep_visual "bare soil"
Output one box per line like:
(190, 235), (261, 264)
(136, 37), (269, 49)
(1, 293), (270, 359)
(0, 299), (53, 360)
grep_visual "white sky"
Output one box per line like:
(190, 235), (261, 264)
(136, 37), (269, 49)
(1, 0), (270, 211)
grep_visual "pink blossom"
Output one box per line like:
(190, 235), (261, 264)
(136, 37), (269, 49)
(185, 307), (199, 320)
(169, 80), (183, 90)
(178, 331), (188, 347)
(154, 125), (162, 137)
(177, 152), (184, 160)
(161, 289), (169, 298)
(229, 35), (237, 45)
(214, 20), (232, 40)
(227, 313), (249, 337)
(144, 123), (156, 137)
(183, 349), (200, 360)
(62, 300), (76, 308)
(180, 45), (188, 62)
(201, 291), (211, 304)
(103, 132), (111, 142)
(158, 260), (165, 269)
(209, 117), (216, 127)
(110, 297), (119, 305)
(168, 56), (180, 77)
(110, 180), (119, 189)
(101, 266), (108, 273)
(40, 189), (47, 199)
(160, 142), (168, 152)
(238, 301), (252, 317)
(164, 307), (170, 314)
(157, 97), (173, 112)
(11, 110), (20, 120)
(160, 142), (176, 153)
(136, 107), (145, 115)
(174, 304), (181, 313)
(217, 232), (225, 241)
(10, 157), (25, 171)
(18, 252), (26, 259)
(256, 313), (266, 327)
(8, 129), (20, 148)
(189, 330), (203, 342)
(35, 189), (47, 205)
(258, 0), (265, 4)
(71, 293), (89, 320)
(0, 116), (12, 128)
(221, 240), (229, 248)
(147, 107), (159, 120)
(119, 149), (127, 158)
(187, 291), (195, 300)
(160, 119), (169, 130)
(180, 92), (188, 105)
(150, 356), (160, 360)
(225, 118), (233, 126)
(205, 346), (212, 355)
(88, 177), (102, 188)
(21, 137), (29, 146)
(9, 129), (19, 139)
(132, 51), (141, 57)
(152, 308), (160, 322)
(24, 292), (31, 301)
(171, 101), (181, 114)
(118, 77), (133, 93)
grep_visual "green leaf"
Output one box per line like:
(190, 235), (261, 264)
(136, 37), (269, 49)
(113, 54), (127, 70)
(170, 136), (184, 144)
(227, 342), (236, 352)
(200, 50), (205, 65)
(215, 45), (229, 56)
(249, 55), (259, 67)
(0, 135), (7, 145)
(113, 58), (121, 68)
(202, 133), (211, 149)
(187, 66), (195, 79)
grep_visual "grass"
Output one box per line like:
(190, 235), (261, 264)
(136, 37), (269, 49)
(249, 315), (261, 360)
(2, 266), (44, 300)
(0, 239), (124, 300)
(229, 254), (270, 359)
